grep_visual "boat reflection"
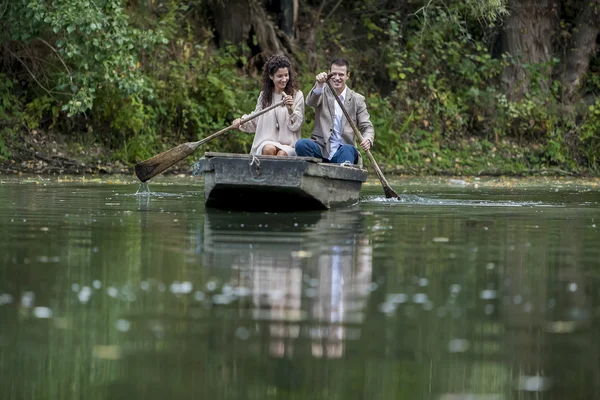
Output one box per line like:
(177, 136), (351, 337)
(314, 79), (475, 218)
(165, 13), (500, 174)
(202, 209), (373, 359)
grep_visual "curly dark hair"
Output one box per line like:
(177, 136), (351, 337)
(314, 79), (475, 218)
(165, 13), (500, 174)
(260, 54), (298, 109)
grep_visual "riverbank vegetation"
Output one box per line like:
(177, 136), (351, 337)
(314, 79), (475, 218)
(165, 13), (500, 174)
(1, 0), (599, 176)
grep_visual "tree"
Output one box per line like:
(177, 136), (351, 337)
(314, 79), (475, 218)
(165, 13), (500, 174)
(0, 0), (166, 114)
(500, 0), (600, 104)
(500, 0), (558, 100)
(557, 0), (600, 103)
(210, 0), (296, 67)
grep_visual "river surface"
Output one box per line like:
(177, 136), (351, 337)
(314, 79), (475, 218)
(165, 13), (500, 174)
(1, 175), (599, 400)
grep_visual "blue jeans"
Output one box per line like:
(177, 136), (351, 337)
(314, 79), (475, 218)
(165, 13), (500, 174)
(295, 139), (358, 164)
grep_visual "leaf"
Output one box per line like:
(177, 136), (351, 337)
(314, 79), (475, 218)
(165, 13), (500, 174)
(67, 25), (76, 34)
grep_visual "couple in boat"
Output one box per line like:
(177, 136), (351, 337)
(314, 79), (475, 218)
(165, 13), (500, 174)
(233, 55), (374, 166)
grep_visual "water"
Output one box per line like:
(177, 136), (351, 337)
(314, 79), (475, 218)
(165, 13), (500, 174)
(1, 175), (599, 399)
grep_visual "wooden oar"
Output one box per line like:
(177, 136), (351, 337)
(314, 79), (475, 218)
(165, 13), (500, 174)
(134, 100), (285, 182)
(325, 79), (400, 199)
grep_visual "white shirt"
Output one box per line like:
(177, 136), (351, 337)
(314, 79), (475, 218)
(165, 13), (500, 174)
(313, 86), (347, 159)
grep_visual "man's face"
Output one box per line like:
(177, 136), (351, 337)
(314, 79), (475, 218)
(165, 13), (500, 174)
(329, 64), (349, 93)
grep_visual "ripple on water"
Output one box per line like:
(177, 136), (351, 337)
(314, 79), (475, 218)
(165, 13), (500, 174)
(362, 195), (554, 208)
(129, 191), (187, 198)
(122, 182), (197, 198)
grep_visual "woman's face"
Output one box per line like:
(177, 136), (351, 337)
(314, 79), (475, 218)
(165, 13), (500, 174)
(270, 67), (290, 93)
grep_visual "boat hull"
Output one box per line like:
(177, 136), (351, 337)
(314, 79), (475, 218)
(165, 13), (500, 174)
(197, 153), (367, 211)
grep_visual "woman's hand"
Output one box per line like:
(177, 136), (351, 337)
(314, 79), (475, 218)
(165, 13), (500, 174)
(282, 92), (294, 115)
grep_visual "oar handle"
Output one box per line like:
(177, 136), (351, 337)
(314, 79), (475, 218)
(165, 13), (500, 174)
(325, 76), (366, 143)
(325, 78), (394, 190)
(195, 100), (286, 147)
(134, 100), (288, 182)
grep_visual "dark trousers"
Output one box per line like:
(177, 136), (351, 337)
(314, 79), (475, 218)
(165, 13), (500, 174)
(295, 139), (358, 164)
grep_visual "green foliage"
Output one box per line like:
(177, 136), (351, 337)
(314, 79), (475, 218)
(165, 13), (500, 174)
(1, 0), (599, 175)
(0, 74), (24, 160)
(91, 39), (258, 162)
(151, 44), (259, 156)
(4, 0), (167, 115)
(363, 3), (595, 174)
(24, 96), (56, 129)
(377, 6), (506, 163)
(459, 0), (509, 26)
(579, 100), (600, 172)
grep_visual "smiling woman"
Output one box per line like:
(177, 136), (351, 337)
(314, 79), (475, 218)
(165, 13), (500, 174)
(233, 54), (305, 156)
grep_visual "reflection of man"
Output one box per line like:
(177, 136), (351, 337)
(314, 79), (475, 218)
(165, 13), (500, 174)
(309, 238), (372, 359)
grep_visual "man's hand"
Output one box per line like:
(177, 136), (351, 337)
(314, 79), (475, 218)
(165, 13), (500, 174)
(360, 138), (372, 151)
(315, 72), (328, 88)
(232, 117), (243, 128)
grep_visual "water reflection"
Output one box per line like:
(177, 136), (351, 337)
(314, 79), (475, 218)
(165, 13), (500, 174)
(203, 210), (373, 359)
(1, 181), (600, 399)
(92, 209), (376, 398)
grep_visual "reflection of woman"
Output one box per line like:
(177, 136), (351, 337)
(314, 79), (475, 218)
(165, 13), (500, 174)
(233, 55), (305, 156)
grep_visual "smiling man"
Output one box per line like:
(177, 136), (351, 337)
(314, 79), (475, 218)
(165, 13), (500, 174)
(295, 58), (374, 165)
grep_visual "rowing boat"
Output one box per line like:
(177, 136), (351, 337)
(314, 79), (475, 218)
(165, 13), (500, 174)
(195, 152), (367, 211)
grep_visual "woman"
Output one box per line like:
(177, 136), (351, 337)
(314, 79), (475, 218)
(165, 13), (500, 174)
(233, 55), (304, 156)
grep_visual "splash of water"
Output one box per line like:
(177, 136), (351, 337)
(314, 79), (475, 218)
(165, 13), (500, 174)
(136, 182), (151, 196)
(363, 194), (425, 204)
(191, 160), (204, 176)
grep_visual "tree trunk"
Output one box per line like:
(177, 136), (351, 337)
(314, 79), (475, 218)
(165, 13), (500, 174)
(248, 0), (294, 64)
(280, 0), (298, 38)
(212, 0), (252, 47)
(557, 0), (600, 104)
(501, 0), (558, 101)
(210, 0), (294, 67)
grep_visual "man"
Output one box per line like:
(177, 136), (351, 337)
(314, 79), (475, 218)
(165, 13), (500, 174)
(295, 58), (374, 165)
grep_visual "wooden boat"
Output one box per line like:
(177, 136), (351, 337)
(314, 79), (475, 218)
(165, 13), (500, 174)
(196, 152), (368, 211)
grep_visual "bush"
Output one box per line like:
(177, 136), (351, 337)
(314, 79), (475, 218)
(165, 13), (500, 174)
(0, 74), (25, 159)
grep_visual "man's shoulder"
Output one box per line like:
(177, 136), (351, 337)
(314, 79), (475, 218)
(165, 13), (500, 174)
(347, 87), (366, 102)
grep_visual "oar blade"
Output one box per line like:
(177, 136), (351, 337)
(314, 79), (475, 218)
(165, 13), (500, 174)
(134, 142), (199, 182)
(383, 185), (401, 199)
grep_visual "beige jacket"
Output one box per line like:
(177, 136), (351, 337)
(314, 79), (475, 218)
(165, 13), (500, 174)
(240, 90), (305, 155)
(305, 84), (374, 165)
